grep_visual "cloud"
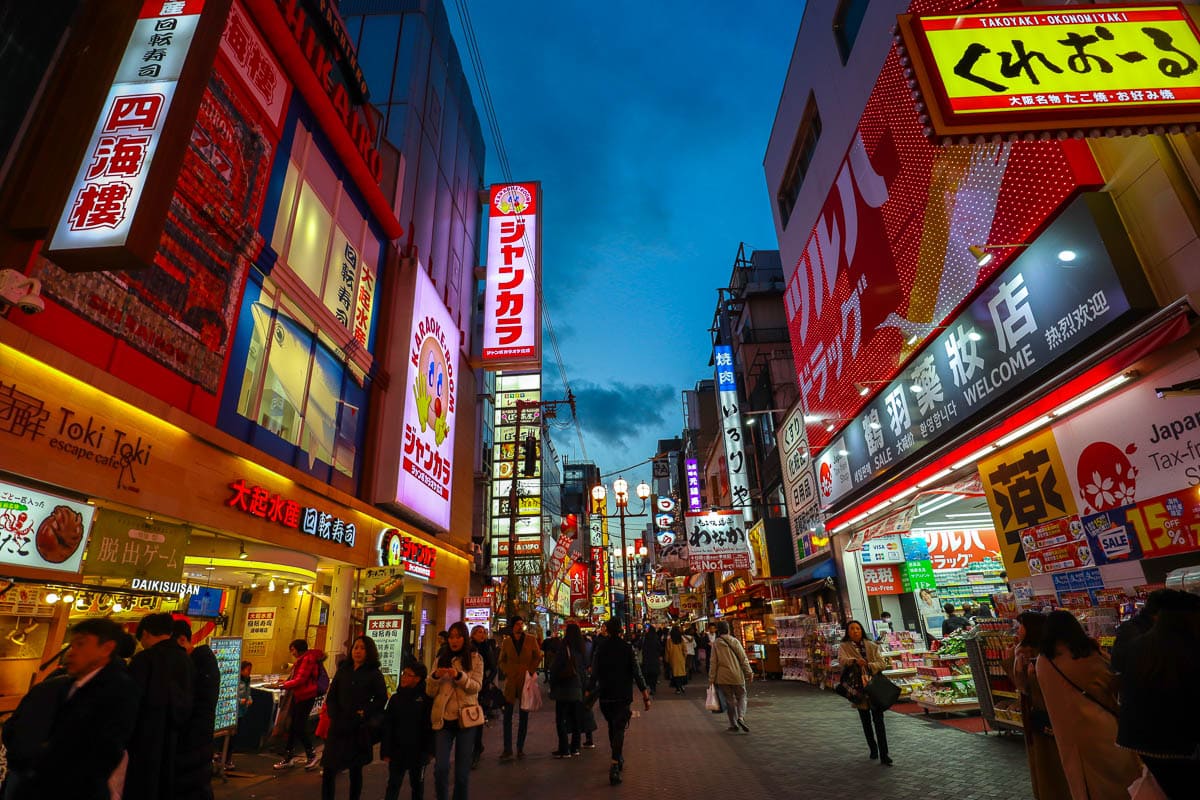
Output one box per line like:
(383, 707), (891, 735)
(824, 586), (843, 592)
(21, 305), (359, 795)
(571, 380), (677, 449)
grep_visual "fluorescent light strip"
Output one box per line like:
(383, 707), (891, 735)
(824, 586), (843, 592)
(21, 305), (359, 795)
(914, 493), (959, 518)
(916, 468), (953, 488)
(952, 445), (995, 470)
(943, 512), (995, 519)
(1050, 373), (1132, 418)
(891, 486), (919, 501)
(993, 415), (1054, 449)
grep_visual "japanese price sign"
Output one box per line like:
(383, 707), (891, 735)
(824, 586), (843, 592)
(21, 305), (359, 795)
(47, 0), (223, 270)
(243, 607), (276, 640)
(366, 613), (408, 685)
(482, 182), (541, 368)
(899, 4), (1200, 140)
(685, 510), (752, 572)
(684, 458), (703, 511)
(714, 346), (753, 523)
(396, 265), (459, 530)
(815, 196), (1136, 508)
(863, 564), (904, 596)
(227, 479), (357, 548)
(83, 508), (187, 584)
(0, 480), (95, 574)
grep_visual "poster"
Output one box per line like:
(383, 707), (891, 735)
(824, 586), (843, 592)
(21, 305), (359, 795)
(0, 480), (95, 574)
(83, 509), (189, 584)
(210, 636), (243, 733)
(243, 606), (276, 640)
(685, 510), (751, 572)
(860, 534), (905, 564)
(365, 612), (407, 692)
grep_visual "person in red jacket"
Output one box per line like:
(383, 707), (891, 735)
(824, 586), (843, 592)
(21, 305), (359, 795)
(273, 639), (326, 770)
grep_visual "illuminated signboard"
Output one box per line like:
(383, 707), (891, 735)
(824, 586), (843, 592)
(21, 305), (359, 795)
(0, 480), (95, 574)
(379, 528), (436, 580)
(395, 266), (459, 530)
(490, 373), (542, 574)
(46, 0), (228, 271)
(684, 458), (702, 511)
(898, 4), (1200, 141)
(685, 510), (752, 572)
(714, 346), (753, 523)
(226, 478), (356, 547)
(782, 0), (1102, 453)
(482, 183), (541, 368)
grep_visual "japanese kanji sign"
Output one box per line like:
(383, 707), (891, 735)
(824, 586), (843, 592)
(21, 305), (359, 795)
(218, 0), (287, 130)
(685, 510), (752, 572)
(863, 564), (904, 596)
(47, 0), (229, 270)
(0, 480), (95, 575)
(366, 613), (408, 686)
(899, 3), (1200, 140)
(243, 606), (276, 640)
(684, 458), (703, 511)
(714, 346), (754, 523)
(396, 265), (459, 530)
(83, 508), (188, 584)
(813, 195), (1138, 509)
(227, 478), (357, 548)
(379, 528), (437, 580)
(482, 182), (541, 368)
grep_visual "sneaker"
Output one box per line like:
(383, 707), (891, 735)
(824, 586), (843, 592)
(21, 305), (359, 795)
(552, 750), (573, 759)
(737, 719), (750, 733)
(303, 755), (321, 771)
(499, 750), (514, 761)
(272, 758), (294, 770)
(569, 749), (581, 757)
(582, 741), (596, 749)
(609, 762), (622, 785)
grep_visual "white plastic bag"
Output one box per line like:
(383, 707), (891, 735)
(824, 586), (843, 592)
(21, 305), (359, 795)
(705, 684), (721, 711)
(1128, 764), (1169, 800)
(520, 671), (542, 712)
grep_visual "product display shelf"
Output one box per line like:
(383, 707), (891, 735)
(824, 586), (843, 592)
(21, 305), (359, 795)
(776, 615), (812, 682)
(911, 637), (978, 714)
(967, 620), (1023, 732)
(879, 630), (929, 697)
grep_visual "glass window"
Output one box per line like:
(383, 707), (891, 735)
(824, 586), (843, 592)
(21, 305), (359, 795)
(259, 311), (314, 445)
(834, 0), (870, 64)
(777, 94), (822, 229)
(287, 182), (334, 291)
(271, 162), (299, 256)
(302, 344), (341, 467)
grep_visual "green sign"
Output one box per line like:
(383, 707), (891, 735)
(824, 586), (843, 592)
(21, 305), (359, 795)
(900, 559), (936, 591)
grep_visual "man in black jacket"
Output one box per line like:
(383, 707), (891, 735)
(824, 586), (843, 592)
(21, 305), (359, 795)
(124, 612), (195, 800)
(638, 626), (662, 696)
(172, 617), (220, 800)
(5, 617), (139, 800)
(381, 661), (433, 800)
(590, 618), (650, 785)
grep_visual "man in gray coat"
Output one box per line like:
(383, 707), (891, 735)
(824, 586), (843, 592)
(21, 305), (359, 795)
(709, 620), (753, 733)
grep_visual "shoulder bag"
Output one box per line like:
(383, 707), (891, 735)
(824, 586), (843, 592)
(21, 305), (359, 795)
(459, 701), (484, 728)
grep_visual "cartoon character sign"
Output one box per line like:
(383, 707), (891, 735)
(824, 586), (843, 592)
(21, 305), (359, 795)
(413, 329), (451, 445)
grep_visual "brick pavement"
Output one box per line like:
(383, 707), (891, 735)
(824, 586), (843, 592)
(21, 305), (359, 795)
(213, 681), (1033, 800)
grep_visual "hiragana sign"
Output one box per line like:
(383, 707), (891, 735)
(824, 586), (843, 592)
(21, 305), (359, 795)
(714, 346), (754, 523)
(685, 510), (751, 572)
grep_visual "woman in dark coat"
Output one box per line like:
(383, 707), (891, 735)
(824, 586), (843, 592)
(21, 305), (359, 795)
(549, 623), (588, 758)
(321, 636), (388, 800)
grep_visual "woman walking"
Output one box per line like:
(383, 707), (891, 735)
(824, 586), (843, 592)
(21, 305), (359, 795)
(1011, 612), (1070, 800)
(321, 636), (388, 800)
(709, 621), (753, 732)
(428, 621), (483, 800)
(665, 627), (688, 694)
(549, 623), (587, 758)
(1037, 610), (1140, 800)
(838, 620), (891, 766)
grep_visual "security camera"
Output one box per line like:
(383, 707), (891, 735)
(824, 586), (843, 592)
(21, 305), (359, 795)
(0, 269), (45, 315)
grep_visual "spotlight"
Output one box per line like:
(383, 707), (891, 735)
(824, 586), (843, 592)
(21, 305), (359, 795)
(61, 592), (75, 604)
(283, 582), (291, 595)
(250, 575), (259, 589)
(238, 542), (248, 560)
(112, 601), (124, 613)
(268, 578), (276, 592)
(45, 592), (59, 604)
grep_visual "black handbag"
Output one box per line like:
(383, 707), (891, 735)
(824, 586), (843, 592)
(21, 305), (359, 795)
(836, 664), (867, 705)
(865, 673), (901, 710)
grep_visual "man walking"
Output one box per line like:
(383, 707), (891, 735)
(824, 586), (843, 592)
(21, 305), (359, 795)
(172, 617), (220, 800)
(638, 625), (662, 696)
(710, 621), (754, 733)
(590, 618), (650, 785)
(497, 616), (541, 760)
(125, 612), (195, 800)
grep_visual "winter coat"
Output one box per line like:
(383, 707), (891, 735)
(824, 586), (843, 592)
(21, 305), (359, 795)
(174, 644), (220, 800)
(280, 649), (324, 701)
(426, 651), (483, 730)
(498, 634), (541, 705)
(549, 645), (587, 702)
(1012, 645), (1071, 800)
(6, 661), (138, 800)
(709, 634), (753, 687)
(380, 684), (433, 766)
(1037, 647), (1141, 800)
(124, 639), (195, 800)
(837, 639), (886, 711)
(591, 636), (647, 704)
(665, 639), (687, 678)
(639, 633), (662, 675)
(322, 661), (388, 771)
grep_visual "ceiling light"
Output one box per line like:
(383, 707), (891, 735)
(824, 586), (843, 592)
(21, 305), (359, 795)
(967, 330), (983, 342)
(1057, 249), (1077, 262)
(993, 415), (1054, 449)
(1051, 372), (1134, 418)
(45, 592), (59, 604)
(61, 592), (75, 604)
(250, 574), (259, 589)
(268, 578), (276, 592)
(915, 494), (959, 518)
(112, 601), (124, 613)
(952, 445), (996, 470)
(857, 384), (871, 396)
(969, 245), (994, 267)
(238, 542), (248, 560)
(891, 486), (919, 501)
(204, 565), (216, 571)
(906, 334), (920, 346)
(916, 468), (953, 488)
(283, 583), (291, 594)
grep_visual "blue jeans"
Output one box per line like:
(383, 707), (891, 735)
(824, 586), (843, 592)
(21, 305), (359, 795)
(434, 723), (473, 800)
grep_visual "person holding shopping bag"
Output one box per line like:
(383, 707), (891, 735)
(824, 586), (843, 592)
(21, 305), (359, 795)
(708, 621), (753, 732)
(497, 616), (541, 760)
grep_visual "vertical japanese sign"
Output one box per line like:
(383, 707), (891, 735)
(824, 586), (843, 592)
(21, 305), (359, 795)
(778, 403), (824, 562)
(714, 346), (753, 523)
(82, 508), (188, 584)
(243, 606), (277, 639)
(47, 0), (228, 270)
(0, 481), (94, 574)
(684, 458), (703, 511)
(366, 613), (407, 690)
(591, 545), (609, 617)
(396, 266), (459, 530)
(685, 510), (752, 572)
(482, 182), (541, 369)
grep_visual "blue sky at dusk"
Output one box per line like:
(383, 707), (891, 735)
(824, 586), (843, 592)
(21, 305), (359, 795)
(448, 2), (804, 485)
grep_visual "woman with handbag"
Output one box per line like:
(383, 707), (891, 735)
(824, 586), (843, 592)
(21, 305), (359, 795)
(837, 620), (892, 766)
(549, 623), (588, 758)
(428, 621), (484, 800)
(321, 636), (388, 800)
(1037, 610), (1140, 800)
(1011, 612), (1070, 800)
(709, 620), (754, 732)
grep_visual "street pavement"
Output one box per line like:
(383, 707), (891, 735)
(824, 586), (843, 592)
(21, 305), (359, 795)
(213, 679), (1033, 800)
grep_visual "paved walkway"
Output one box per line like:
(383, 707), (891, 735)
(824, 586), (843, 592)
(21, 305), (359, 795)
(213, 681), (1033, 800)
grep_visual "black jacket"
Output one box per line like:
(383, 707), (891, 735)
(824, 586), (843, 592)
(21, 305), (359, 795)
(940, 615), (970, 637)
(322, 661), (388, 771)
(1110, 611), (1153, 676)
(549, 646), (587, 702)
(380, 684), (433, 765)
(591, 637), (646, 704)
(639, 632), (663, 673)
(174, 644), (220, 799)
(10, 660), (139, 800)
(125, 639), (195, 800)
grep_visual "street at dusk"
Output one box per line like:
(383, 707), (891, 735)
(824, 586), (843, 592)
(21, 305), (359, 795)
(0, 2), (1198, 800)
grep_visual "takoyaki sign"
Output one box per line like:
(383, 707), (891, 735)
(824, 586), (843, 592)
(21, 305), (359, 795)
(0, 481), (95, 574)
(396, 266), (459, 530)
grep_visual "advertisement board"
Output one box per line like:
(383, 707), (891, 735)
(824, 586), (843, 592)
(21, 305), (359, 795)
(898, 4), (1200, 140)
(0, 481), (95, 574)
(482, 182), (541, 368)
(684, 458), (702, 511)
(863, 564), (904, 595)
(686, 510), (751, 572)
(916, 528), (1002, 571)
(243, 606), (276, 640)
(210, 636), (242, 732)
(714, 347), (753, 522)
(83, 508), (188, 584)
(860, 534), (905, 564)
(366, 613), (408, 691)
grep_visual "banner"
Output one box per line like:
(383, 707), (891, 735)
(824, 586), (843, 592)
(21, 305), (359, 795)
(686, 510), (751, 572)
(244, 606), (276, 640)
(714, 346), (753, 522)
(0, 481), (94, 574)
(83, 508), (188, 584)
(917, 528), (1002, 570)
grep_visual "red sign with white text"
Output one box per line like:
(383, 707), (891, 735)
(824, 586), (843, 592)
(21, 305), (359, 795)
(863, 564), (904, 595)
(919, 528), (1001, 570)
(482, 182), (541, 368)
(783, 0), (1102, 450)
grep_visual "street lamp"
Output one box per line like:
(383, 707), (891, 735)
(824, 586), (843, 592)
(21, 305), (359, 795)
(592, 478), (651, 630)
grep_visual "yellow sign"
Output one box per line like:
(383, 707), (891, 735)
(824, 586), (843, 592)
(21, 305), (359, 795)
(747, 521), (771, 580)
(901, 4), (1200, 136)
(978, 430), (1079, 579)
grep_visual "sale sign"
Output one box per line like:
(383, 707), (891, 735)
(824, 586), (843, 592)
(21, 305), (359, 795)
(863, 564), (904, 595)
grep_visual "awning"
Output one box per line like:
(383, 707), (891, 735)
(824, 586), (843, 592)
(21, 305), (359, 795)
(782, 554), (836, 590)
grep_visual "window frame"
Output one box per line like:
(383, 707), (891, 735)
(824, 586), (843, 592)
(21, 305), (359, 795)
(833, 0), (870, 64)
(776, 93), (822, 229)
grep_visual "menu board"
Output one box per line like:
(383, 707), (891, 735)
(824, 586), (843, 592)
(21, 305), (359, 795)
(210, 636), (242, 733)
(365, 613), (408, 693)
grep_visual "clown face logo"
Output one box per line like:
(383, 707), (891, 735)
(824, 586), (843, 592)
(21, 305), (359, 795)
(494, 185), (531, 215)
(1076, 441), (1138, 513)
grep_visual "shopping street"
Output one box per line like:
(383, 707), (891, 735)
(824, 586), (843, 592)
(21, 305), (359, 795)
(212, 681), (1032, 800)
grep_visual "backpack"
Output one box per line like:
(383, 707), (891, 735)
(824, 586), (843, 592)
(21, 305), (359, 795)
(315, 662), (331, 697)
